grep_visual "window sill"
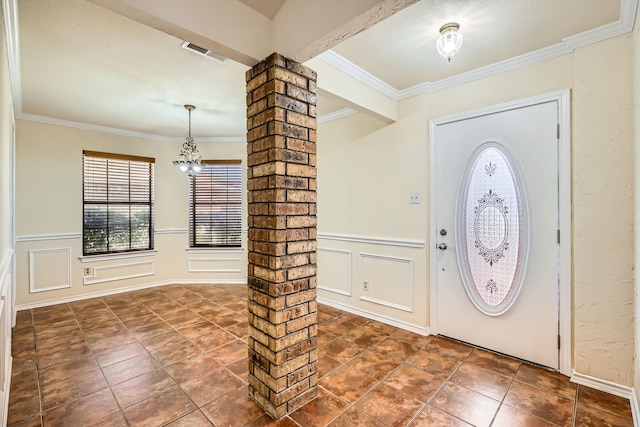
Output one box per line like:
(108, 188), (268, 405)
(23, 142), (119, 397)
(186, 248), (244, 254)
(79, 250), (158, 263)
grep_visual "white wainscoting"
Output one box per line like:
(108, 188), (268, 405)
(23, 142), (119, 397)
(84, 260), (155, 285)
(29, 247), (71, 293)
(0, 249), (14, 427)
(188, 257), (242, 273)
(358, 252), (414, 312)
(317, 247), (352, 296)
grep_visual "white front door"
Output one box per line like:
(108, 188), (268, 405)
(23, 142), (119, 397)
(432, 100), (560, 369)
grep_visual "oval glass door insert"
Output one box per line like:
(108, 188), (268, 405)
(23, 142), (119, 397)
(456, 143), (529, 316)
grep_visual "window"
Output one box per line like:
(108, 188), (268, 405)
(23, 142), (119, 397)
(83, 151), (154, 255)
(190, 160), (242, 248)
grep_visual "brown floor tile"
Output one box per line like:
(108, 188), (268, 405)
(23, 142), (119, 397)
(102, 353), (162, 386)
(320, 364), (378, 403)
(577, 385), (633, 419)
(178, 366), (244, 407)
(356, 383), (425, 427)
(504, 380), (575, 426)
(430, 382), (499, 427)
(10, 285), (637, 427)
(138, 329), (186, 352)
(328, 406), (387, 427)
(344, 326), (388, 348)
(289, 388), (349, 427)
(213, 312), (246, 328)
(201, 387), (264, 426)
(410, 405), (472, 426)
(226, 321), (249, 339)
(208, 339), (247, 365)
(194, 328), (238, 352)
(130, 321), (174, 340)
(92, 410), (129, 427)
(318, 353), (342, 379)
(42, 388), (119, 427)
(516, 363), (577, 400)
(492, 404), (558, 427)
(384, 364), (444, 402)
(177, 320), (219, 341)
(111, 369), (177, 408)
(94, 341), (148, 367)
(150, 339), (202, 366)
(40, 361), (108, 410)
(165, 353), (223, 383)
(8, 371), (40, 424)
(449, 362), (512, 401)
(36, 333), (91, 368)
(122, 386), (197, 427)
(8, 413), (42, 427)
(345, 348), (402, 381)
(575, 402), (634, 427)
(427, 337), (474, 360)
(466, 348), (521, 377)
(406, 348), (461, 377)
(226, 357), (249, 383)
(165, 410), (214, 426)
(245, 414), (300, 427)
(33, 319), (80, 341)
(373, 338), (421, 361)
(390, 329), (433, 347)
(317, 329), (337, 347)
(320, 337), (365, 363)
(319, 319), (351, 337)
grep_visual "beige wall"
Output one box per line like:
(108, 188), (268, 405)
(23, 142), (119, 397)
(15, 121), (247, 306)
(318, 35), (634, 384)
(0, 6), (12, 259)
(634, 3), (640, 403)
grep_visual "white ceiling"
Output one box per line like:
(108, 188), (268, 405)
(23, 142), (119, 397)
(8, 0), (632, 141)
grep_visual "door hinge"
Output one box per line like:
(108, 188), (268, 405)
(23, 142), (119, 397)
(557, 123), (560, 139)
(557, 229), (560, 244)
(557, 334), (561, 349)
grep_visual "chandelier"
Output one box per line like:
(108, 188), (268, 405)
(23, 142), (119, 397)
(173, 104), (203, 176)
(436, 22), (463, 62)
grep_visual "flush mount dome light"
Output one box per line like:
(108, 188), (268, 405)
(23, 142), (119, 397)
(436, 22), (463, 62)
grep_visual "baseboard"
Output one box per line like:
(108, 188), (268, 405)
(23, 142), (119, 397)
(16, 279), (247, 311)
(1, 356), (12, 427)
(317, 297), (430, 336)
(571, 371), (639, 427)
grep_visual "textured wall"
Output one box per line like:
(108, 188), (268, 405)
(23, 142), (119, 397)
(572, 35), (634, 386)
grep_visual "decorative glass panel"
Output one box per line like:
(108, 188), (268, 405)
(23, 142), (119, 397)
(457, 144), (528, 316)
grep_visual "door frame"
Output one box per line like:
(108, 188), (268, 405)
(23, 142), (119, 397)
(428, 90), (572, 375)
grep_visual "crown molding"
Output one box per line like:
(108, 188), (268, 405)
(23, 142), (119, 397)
(317, 107), (358, 124)
(319, 0), (639, 101)
(316, 50), (399, 100)
(3, 0), (21, 112)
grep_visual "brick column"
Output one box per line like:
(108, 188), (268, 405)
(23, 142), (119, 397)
(245, 53), (318, 419)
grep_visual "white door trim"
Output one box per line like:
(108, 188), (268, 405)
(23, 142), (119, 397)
(429, 89), (572, 376)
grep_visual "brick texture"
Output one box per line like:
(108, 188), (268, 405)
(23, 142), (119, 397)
(246, 53), (318, 419)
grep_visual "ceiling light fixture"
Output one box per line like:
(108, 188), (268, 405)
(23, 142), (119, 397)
(173, 104), (203, 176)
(436, 22), (463, 62)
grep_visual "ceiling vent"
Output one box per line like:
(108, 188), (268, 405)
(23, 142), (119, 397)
(181, 42), (228, 63)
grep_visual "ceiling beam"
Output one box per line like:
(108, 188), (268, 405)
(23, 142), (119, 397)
(87, 0), (418, 66)
(306, 58), (397, 124)
(272, 0), (419, 63)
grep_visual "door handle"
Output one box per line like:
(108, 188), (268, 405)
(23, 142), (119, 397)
(437, 243), (448, 250)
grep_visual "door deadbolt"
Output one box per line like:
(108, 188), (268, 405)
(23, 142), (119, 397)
(439, 229), (447, 236)
(437, 243), (447, 250)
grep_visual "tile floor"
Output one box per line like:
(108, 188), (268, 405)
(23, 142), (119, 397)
(7, 284), (634, 427)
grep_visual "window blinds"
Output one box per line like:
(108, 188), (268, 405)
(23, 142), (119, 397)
(83, 151), (155, 255)
(189, 160), (242, 248)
